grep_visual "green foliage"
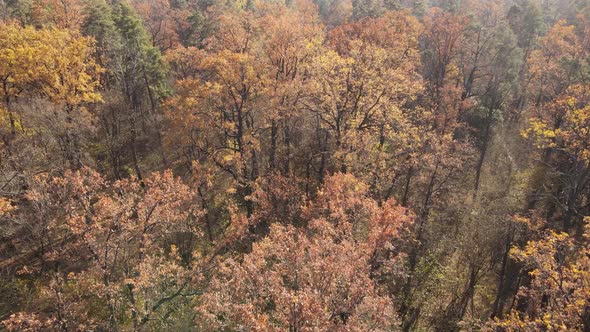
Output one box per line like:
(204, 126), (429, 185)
(507, 0), (545, 49)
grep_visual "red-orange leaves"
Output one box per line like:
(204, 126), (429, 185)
(199, 221), (400, 331)
(4, 168), (204, 331)
(198, 173), (414, 331)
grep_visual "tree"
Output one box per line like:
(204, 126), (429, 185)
(506, 0), (544, 51)
(166, 47), (268, 215)
(132, 0), (192, 51)
(29, 0), (84, 29)
(256, 1), (323, 175)
(0, 23), (43, 138)
(0, 23), (102, 169)
(83, 0), (168, 179)
(198, 173), (414, 331)
(302, 10), (423, 192)
(522, 83), (590, 232)
(527, 20), (583, 108)
(487, 218), (590, 331)
(2, 168), (207, 331)
(166, 2), (323, 215)
(457, 0), (523, 199)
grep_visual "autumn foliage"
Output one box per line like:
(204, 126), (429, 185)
(4, 0), (590, 331)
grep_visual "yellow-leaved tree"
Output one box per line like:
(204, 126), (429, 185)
(487, 217), (590, 331)
(0, 22), (102, 169)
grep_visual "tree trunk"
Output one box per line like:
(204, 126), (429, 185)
(473, 109), (493, 200)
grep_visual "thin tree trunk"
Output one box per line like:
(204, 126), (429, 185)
(473, 109), (493, 200)
(270, 120), (277, 170)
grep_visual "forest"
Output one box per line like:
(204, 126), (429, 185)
(1, 0), (590, 330)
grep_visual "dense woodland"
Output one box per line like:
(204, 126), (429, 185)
(2, 0), (590, 330)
